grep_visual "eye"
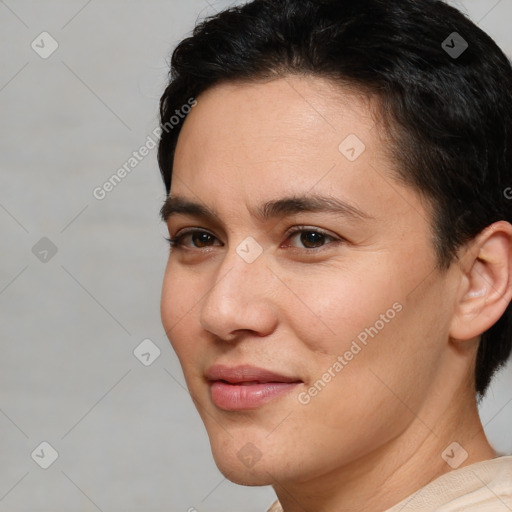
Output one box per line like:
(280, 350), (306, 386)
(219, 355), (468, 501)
(283, 227), (341, 249)
(167, 229), (222, 249)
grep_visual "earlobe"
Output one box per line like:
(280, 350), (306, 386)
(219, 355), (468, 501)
(450, 221), (512, 341)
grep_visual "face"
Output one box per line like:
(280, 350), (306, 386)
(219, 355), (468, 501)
(160, 76), (458, 486)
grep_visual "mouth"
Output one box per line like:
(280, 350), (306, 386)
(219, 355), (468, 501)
(205, 364), (303, 411)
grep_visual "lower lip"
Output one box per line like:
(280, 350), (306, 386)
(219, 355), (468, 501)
(209, 381), (301, 411)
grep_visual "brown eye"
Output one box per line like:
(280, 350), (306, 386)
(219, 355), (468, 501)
(300, 231), (327, 248)
(285, 228), (340, 250)
(191, 231), (216, 248)
(169, 229), (222, 249)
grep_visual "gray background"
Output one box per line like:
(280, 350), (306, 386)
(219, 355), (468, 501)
(1, 1), (511, 511)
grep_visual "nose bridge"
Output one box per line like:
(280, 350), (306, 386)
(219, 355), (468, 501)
(215, 235), (269, 296)
(199, 244), (276, 338)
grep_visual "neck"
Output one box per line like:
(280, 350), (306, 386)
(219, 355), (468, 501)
(273, 385), (496, 512)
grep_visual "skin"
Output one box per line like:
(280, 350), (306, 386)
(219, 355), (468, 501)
(160, 76), (512, 512)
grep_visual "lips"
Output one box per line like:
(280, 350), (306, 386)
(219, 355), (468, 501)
(205, 364), (302, 410)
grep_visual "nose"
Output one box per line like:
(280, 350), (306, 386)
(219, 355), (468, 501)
(199, 249), (278, 341)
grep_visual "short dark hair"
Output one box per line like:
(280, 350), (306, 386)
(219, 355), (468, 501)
(157, 0), (512, 396)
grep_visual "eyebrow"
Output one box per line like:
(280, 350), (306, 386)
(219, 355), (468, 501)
(160, 196), (215, 222)
(160, 194), (372, 223)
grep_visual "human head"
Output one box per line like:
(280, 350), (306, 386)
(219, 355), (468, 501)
(158, 0), (512, 397)
(157, 2), (512, 503)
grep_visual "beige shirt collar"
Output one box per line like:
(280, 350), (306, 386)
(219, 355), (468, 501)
(266, 455), (512, 512)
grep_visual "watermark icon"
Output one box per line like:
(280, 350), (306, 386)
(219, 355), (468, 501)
(504, 187), (512, 200)
(298, 301), (403, 405)
(237, 442), (262, 468)
(236, 236), (263, 264)
(133, 338), (161, 367)
(441, 441), (468, 469)
(93, 98), (197, 200)
(31, 31), (59, 59)
(339, 133), (366, 162)
(442, 32), (468, 59)
(31, 441), (59, 469)
(32, 237), (58, 263)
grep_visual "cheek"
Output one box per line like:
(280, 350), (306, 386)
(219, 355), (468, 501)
(279, 263), (397, 357)
(281, 234), (439, 359)
(280, 257), (442, 409)
(160, 264), (203, 358)
(288, 260), (447, 430)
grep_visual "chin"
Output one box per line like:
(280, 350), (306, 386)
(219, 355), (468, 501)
(207, 433), (285, 486)
(212, 452), (277, 486)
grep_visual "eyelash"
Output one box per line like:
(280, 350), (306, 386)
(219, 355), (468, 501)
(165, 230), (221, 249)
(165, 226), (342, 251)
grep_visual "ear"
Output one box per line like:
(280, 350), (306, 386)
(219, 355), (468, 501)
(450, 221), (512, 341)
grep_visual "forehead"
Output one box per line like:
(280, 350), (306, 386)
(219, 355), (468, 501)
(171, 76), (425, 226)
(174, 76), (379, 175)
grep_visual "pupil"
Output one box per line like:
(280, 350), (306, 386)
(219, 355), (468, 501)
(301, 231), (324, 248)
(193, 232), (212, 247)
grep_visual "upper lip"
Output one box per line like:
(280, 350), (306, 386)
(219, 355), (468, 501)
(205, 364), (302, 384)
